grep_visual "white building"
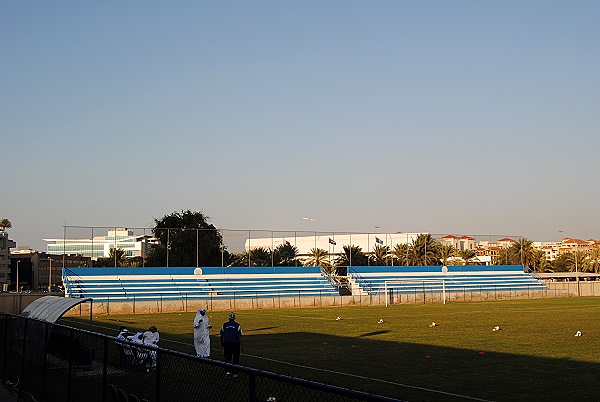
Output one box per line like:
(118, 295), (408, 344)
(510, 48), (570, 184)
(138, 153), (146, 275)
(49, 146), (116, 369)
(245, 232), (425, 256)
(44, 228), (153, 260)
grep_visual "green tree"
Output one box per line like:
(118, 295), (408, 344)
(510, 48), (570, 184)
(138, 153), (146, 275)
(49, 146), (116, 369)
(228, 251), (249, 267)
(146, 210), (225, 267)
(408, 234), (441, 266)
(335, 245), (368, 267)
(0, 218), (12, 233)
(273, 243), (299, 266)
(586, 248), (600, 273)
(440, 245), (457, 266)
(391, 244), (410, 266)
(94, 248), (128, 267)
(458, 249), (478, 265)
(553, 253), (571, 272)
(564, 250), (587, 273)
(303, 248), (331, 270)
(249, 247), (272, 267)
(494, 248), (512, 265)
(531, 249), (550, 272)
(509, 238), (536, 269)
(370, 245), (390, 266)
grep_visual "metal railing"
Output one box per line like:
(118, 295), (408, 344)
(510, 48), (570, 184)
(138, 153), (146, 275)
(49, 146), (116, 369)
(0, 314), (403, 402)
(347, 268), (373, 294)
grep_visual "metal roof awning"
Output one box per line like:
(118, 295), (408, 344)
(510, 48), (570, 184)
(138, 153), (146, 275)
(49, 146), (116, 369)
(20, 295), (92, 324)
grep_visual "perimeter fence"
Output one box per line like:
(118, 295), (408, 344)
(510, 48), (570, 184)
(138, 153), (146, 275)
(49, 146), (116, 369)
(0, 314), (403, 402)
(57, 226), (526, 267)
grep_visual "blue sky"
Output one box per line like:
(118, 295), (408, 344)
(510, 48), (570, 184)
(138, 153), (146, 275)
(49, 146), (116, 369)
(2, 1), (599, 251)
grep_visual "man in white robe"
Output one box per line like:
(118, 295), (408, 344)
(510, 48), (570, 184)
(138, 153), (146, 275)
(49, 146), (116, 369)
(143, 326), (160, 370)
(193, 308), (212, 357)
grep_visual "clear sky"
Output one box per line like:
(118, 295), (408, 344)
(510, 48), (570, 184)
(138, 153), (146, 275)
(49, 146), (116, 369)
(2, 1), (599, 251)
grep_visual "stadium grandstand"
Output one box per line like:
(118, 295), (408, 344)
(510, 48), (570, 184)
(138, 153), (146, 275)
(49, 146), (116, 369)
(347, 265), (547, 295)
(62, 265), (546, 303)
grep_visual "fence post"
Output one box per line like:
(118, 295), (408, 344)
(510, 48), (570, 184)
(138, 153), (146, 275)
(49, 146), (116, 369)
(249, 372), (257, 402)
(19, 318), (28, 402)
(41, 321), (50, 400)
(67, 328), (74, 402)
(155, 350), (161, 402)
(102, 337), (108, 402)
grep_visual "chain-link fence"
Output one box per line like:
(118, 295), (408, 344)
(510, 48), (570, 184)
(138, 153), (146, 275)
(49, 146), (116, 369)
(0, 314), (404, 402)
(56, 226), (527, 268)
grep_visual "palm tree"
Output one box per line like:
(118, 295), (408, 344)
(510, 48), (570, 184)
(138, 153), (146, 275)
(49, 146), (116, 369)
(440, 245), (457, 266)
(458, 249), (477, 265)
(529, 249), (547, 273)
(391, 244), (410, 266)
(0, 218), (12, 233)
(229, 248), (275, 267)
(509, 238), (536, 269)
(494, 248), (512, 265)
(564, 251), (587, 273)
(335, 245), (368, 267)
(303, 248), (331, 270)
(408, 234), (441, 266)
(228, 251), (249, 267)
(370, 245), (390, 266)
(249, 247), (272, 267)
(586, 247), (600, 274)
(273, 244), (299, 266)
(109, 248), (128, 267)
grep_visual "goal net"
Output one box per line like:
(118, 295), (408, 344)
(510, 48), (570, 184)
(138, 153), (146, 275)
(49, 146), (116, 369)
(384, 278), (447, 306)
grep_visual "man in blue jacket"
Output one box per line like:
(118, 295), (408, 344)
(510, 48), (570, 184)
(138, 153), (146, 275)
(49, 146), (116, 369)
(220, 312), (243, 377)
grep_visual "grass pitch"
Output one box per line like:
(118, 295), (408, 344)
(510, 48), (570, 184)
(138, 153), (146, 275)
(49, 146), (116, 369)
(63, 297), (600, 401)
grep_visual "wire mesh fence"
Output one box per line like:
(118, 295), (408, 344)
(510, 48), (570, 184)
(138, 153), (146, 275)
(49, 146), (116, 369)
(0, 314), (404, 402)
(56, 225), (527, 268)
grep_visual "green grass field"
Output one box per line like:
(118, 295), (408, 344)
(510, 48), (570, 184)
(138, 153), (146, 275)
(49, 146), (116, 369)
(63, 297), (600, 401)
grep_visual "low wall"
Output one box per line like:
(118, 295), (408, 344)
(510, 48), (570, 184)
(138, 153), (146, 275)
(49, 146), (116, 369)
(64, 283), (577, 317)
(2, 282), (597, 316)
(0, 292), (65, 315)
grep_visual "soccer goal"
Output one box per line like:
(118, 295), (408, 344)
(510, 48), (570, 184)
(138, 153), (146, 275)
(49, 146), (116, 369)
(384, 278), (447, 306)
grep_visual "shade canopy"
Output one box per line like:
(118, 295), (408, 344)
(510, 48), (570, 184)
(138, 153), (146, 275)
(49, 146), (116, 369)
(20, 295), (92, 323)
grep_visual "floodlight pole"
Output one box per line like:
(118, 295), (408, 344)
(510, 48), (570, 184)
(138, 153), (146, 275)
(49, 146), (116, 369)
(16, 260), (20, 292)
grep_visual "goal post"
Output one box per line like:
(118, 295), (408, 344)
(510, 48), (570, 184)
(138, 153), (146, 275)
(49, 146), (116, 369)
(384, 278), (447, 306)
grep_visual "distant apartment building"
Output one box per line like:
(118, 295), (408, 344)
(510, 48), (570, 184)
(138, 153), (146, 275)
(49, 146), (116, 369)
(44, 228), (153, 261)
(439, 235), (476, 251)
(0, 231), (17, 290)
(10, 249), (91, 291)
(533, 238), (597, 262)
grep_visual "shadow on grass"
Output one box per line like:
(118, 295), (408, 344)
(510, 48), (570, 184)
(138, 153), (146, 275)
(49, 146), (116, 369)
(245, 326), (280, 332)
(243, 332), (600, 402)
(359, 330), (391, 337)
(59, 318), (600, 401)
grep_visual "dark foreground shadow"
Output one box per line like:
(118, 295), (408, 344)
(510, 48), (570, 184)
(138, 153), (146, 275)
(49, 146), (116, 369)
(242, 332), (600, 402)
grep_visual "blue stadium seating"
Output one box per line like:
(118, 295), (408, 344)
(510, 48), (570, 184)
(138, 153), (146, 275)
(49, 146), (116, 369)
(347, 265), (547, 295)
(62, 267), (340, 302)
(62, 265), (547, 303)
